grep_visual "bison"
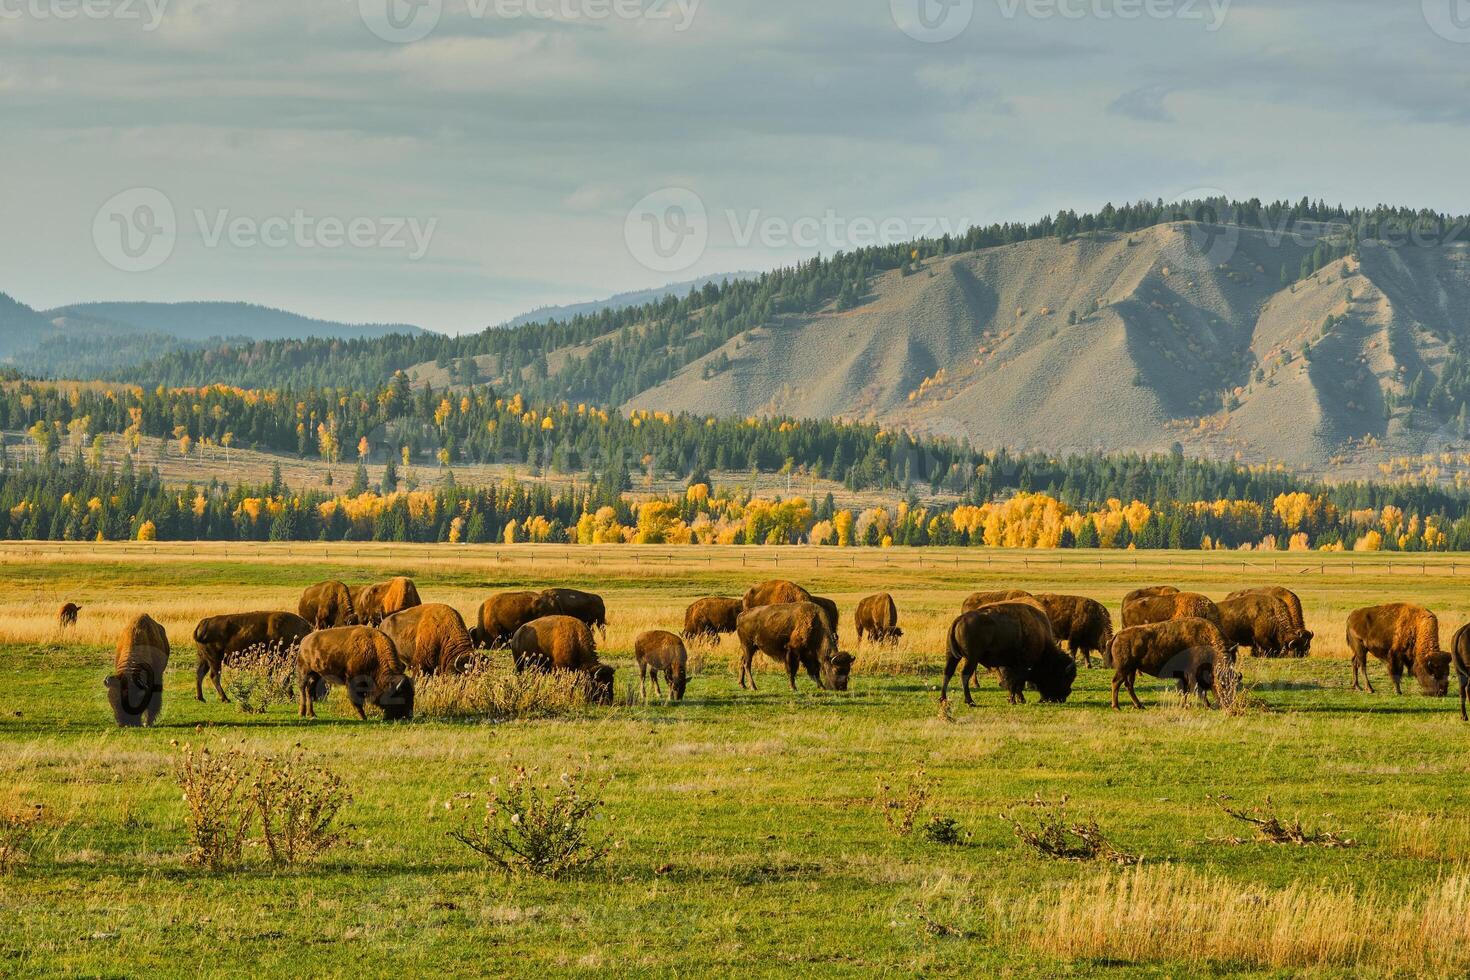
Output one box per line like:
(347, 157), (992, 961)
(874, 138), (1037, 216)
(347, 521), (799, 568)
(960, 589), (1033, 613)
(380, 603), (477, 676)
(539, 588), (608, 638)
(296, 626), (415, 721)
(1107, 617), (1235, 710)
(1124, 585), (1179, 607)
(1346, 604), (1451, 697)
(106, 614), (170, 727)
(1452, 624), (1470, 722)
(1217, 593), (1309, 659)
(682, 597), (743, 646)
(299, 580), (357, 629)
(58, 602), (80, 629)
(1123, 591), (1222, 630)
(635, 629), (689, 702)
(510, 615), (615, 704)
(192, 611), (313, 702)
(735, 602), (854, 693)
(742, 580), (839, 636)
(855, 593), (903, 644)
(1225, 586), (1311, 656)
(472, 591), (550, 649)
(1032, 594), (1114, 669)
(942, 602), (1076, 706)
(352, 577), (421, 627)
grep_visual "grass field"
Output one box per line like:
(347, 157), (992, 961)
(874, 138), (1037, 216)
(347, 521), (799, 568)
(1, 544), (1468, 977)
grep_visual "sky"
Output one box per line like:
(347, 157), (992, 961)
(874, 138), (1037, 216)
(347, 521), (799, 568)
(4, 0), (1470, 334)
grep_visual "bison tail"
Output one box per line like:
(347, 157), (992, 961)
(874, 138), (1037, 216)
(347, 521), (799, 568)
(193, 620), (208, 644)
(946, 616), (964, 665)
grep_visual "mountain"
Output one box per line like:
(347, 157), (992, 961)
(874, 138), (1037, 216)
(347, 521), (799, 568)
(0, 292), (53, 359)
(500, 273), (758, 328)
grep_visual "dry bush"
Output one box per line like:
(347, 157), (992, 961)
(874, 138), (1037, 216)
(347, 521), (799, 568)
(1387, 812), (1470, 860)
(414, 662), (592, 722)
(447, 763), (611, 879)
(174, 743), (253, 870)
(875, 764), (931, 837)
(225, 648), (297, 715)
(251, 746), (351, 866)
(0, 802), (46, 873)
(1004, 794), (1137, 865)
(1209, 797), (1353, 848)
(1006, 864), (1470, 973)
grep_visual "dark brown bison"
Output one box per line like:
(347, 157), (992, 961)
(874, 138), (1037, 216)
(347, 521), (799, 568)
(1226, 586), (1310, 652)
(296, 626), (414, 721)
(192, 611), (313, 702)
(353, 577), (422, 627)
(539, 588), (608, 638)
(1107, 617), (1235, 710)
(510, 615), (615, 704)
(960, 589), (1033, 613)
(1452, 624), (1470, 722)
(942, 602), (1076, 706)
(299, 580), (357, 629)
(742, 580), (839, 636)
(472, 591), (550, 649)
(58, 602), (80, 629)
(855, 593), (902, 644)
(380, 603), (477, 676)
(682, 597), (743, 646)
(1124, 585), (1180, 606)
(106, 614), (170, 727)
(1032, 594), (1115, 669)
(1123, 592), (1222, 630)
(635, 629), (688, 702)
(1346, 604), (1451, 697)
(735, 602), (854, 693)
(1217, 593), (1309, 659)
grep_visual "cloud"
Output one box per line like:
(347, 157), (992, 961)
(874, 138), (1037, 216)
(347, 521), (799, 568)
(1108, 84), (1175, 123)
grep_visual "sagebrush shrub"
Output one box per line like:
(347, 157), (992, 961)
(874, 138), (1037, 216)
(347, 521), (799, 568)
(448, 763), (611, 879)
(875, 764), (930, 837)
(225, 648), (297, 715)
(174, 743), (254, 870)
(251, 746), (352, 865)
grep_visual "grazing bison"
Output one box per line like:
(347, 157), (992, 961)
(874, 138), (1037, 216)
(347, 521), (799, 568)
(682, 597), (743, 646)
(635, 629), (689, 702)
(942, 602), (1076, 707)
(510, 615), (615, 704)
(296, 626), (415, 721)
(106, 614), (170, 728)
(299, 580), (357, 629)
(192, 611), (313, 702)
(58, 603), (80, 629)
(854, 593), (903, 644)
(472, 591), (550, 649)
(1123, 591), (1222, 630)
(1226, 586), (1311, 656)
(1107, 617), (1235, 710)
(1452, 624), (1470, 722)
(742, 580), (839, 635)
(1346, 604), (1451, 697)
(1124, 585), (1179, 607)
(735, 602), (854, 693)
(1217, 593), (1309, 659)
(540, 588), (608, 638)
(380, 603), (477, 676)
(353, 577), (421, 627)
(960, 589), (1033, 613)
(1033, 594), (1114, 669)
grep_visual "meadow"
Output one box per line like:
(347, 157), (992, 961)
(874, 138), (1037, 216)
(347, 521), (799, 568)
(1, 543), (1468, 977)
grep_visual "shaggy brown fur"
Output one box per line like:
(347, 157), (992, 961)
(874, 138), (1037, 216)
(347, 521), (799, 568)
(510, 615), (615, 704)
(192, 611), (312, 702)
(854, 593), (903, 644)
(1346, 604), (1451, 697)
(296, 626), (414, 721)
(682, 597), (743, 646)
(299, 580), (357, 629)
(1124, 585), (1180, 606)
(1107, 618), (1235, 710)
(1123, 592), (1222, 630)
(353, 577), (422, 627)
(943, 602), (1076, 707)
(960, 589), (1033, 613)
(380, 603), (478, 676)
(1227, 586), (1307, 633)
(58, 602), (80, 629)
(735, 602), (854, 693)
(472, 591), (550, 649)
(539, 588), (608, 638)
(1032, 594), (1115, 669)
(1217, 594), (1309, 659)
(742, 580), (839, 635)
(106, 614), (170, 727)
(1451, 624), (1470, 722)
(634, 630), (688, 702)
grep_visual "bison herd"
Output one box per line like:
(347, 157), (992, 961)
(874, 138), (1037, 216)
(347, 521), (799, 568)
(93, 575), (1470, 726)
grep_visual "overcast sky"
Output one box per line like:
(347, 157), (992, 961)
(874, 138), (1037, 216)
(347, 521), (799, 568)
(4, 0), (1470, 333)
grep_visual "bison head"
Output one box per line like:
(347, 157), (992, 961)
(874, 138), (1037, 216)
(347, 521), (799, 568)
(822, 652), (856, 692)
(1416, 653), (1452, 697)
(589, 665), (616, 705)
(670, 666), (688, 702)
(1287, 628), (1314, 658)
(104, 667), (161, 727)
(1031, 652), (1077, 703)
(377, 674), (415, 721)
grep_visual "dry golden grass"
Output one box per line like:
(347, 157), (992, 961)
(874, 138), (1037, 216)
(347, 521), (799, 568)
(1386, 812), (1470, 861)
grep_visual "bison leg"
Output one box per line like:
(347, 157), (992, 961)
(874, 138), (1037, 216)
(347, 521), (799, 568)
(1125, 673), (1144, 710)
(1461, 676), (1468, 721)
(786, 656), (801, 693)
(960, 660), (979, 708)
(195, 658), (210, 702)
(639, 663), (649, 702)
(739, 642), (757, 691)
(940, 654), (960, 704)
(1352, 649), (1376, 694)
(298, 671), (314, 719)
(1111, 672), (1124, 711)
(1390, 662), (1405, 697)
(651, 669), (664, 699)
(210, 662), (229, 703)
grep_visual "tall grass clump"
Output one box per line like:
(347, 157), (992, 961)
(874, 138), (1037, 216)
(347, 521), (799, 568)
(225, 648), (297, 715)
(0, 802), (47, 874)
(448, 763), (612, 879)
(415, 662), (592, 722)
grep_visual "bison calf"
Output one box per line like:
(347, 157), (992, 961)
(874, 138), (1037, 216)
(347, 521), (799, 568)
(1107, 617), (1234, 710)
(635, 630), (688, 702)
(682, 596), (743, 646)
(735, 602), (854, 693)
(296, 626), (414, 721)
(58, 603), (80, 629)
(943, 602), (1076, 707)
(106, 614), (170, 727)
(854, 593), (903, 645)
(1346, 603), (1451, 697)
(193, 611), (313, 703)
(511, 615), (616, 704)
